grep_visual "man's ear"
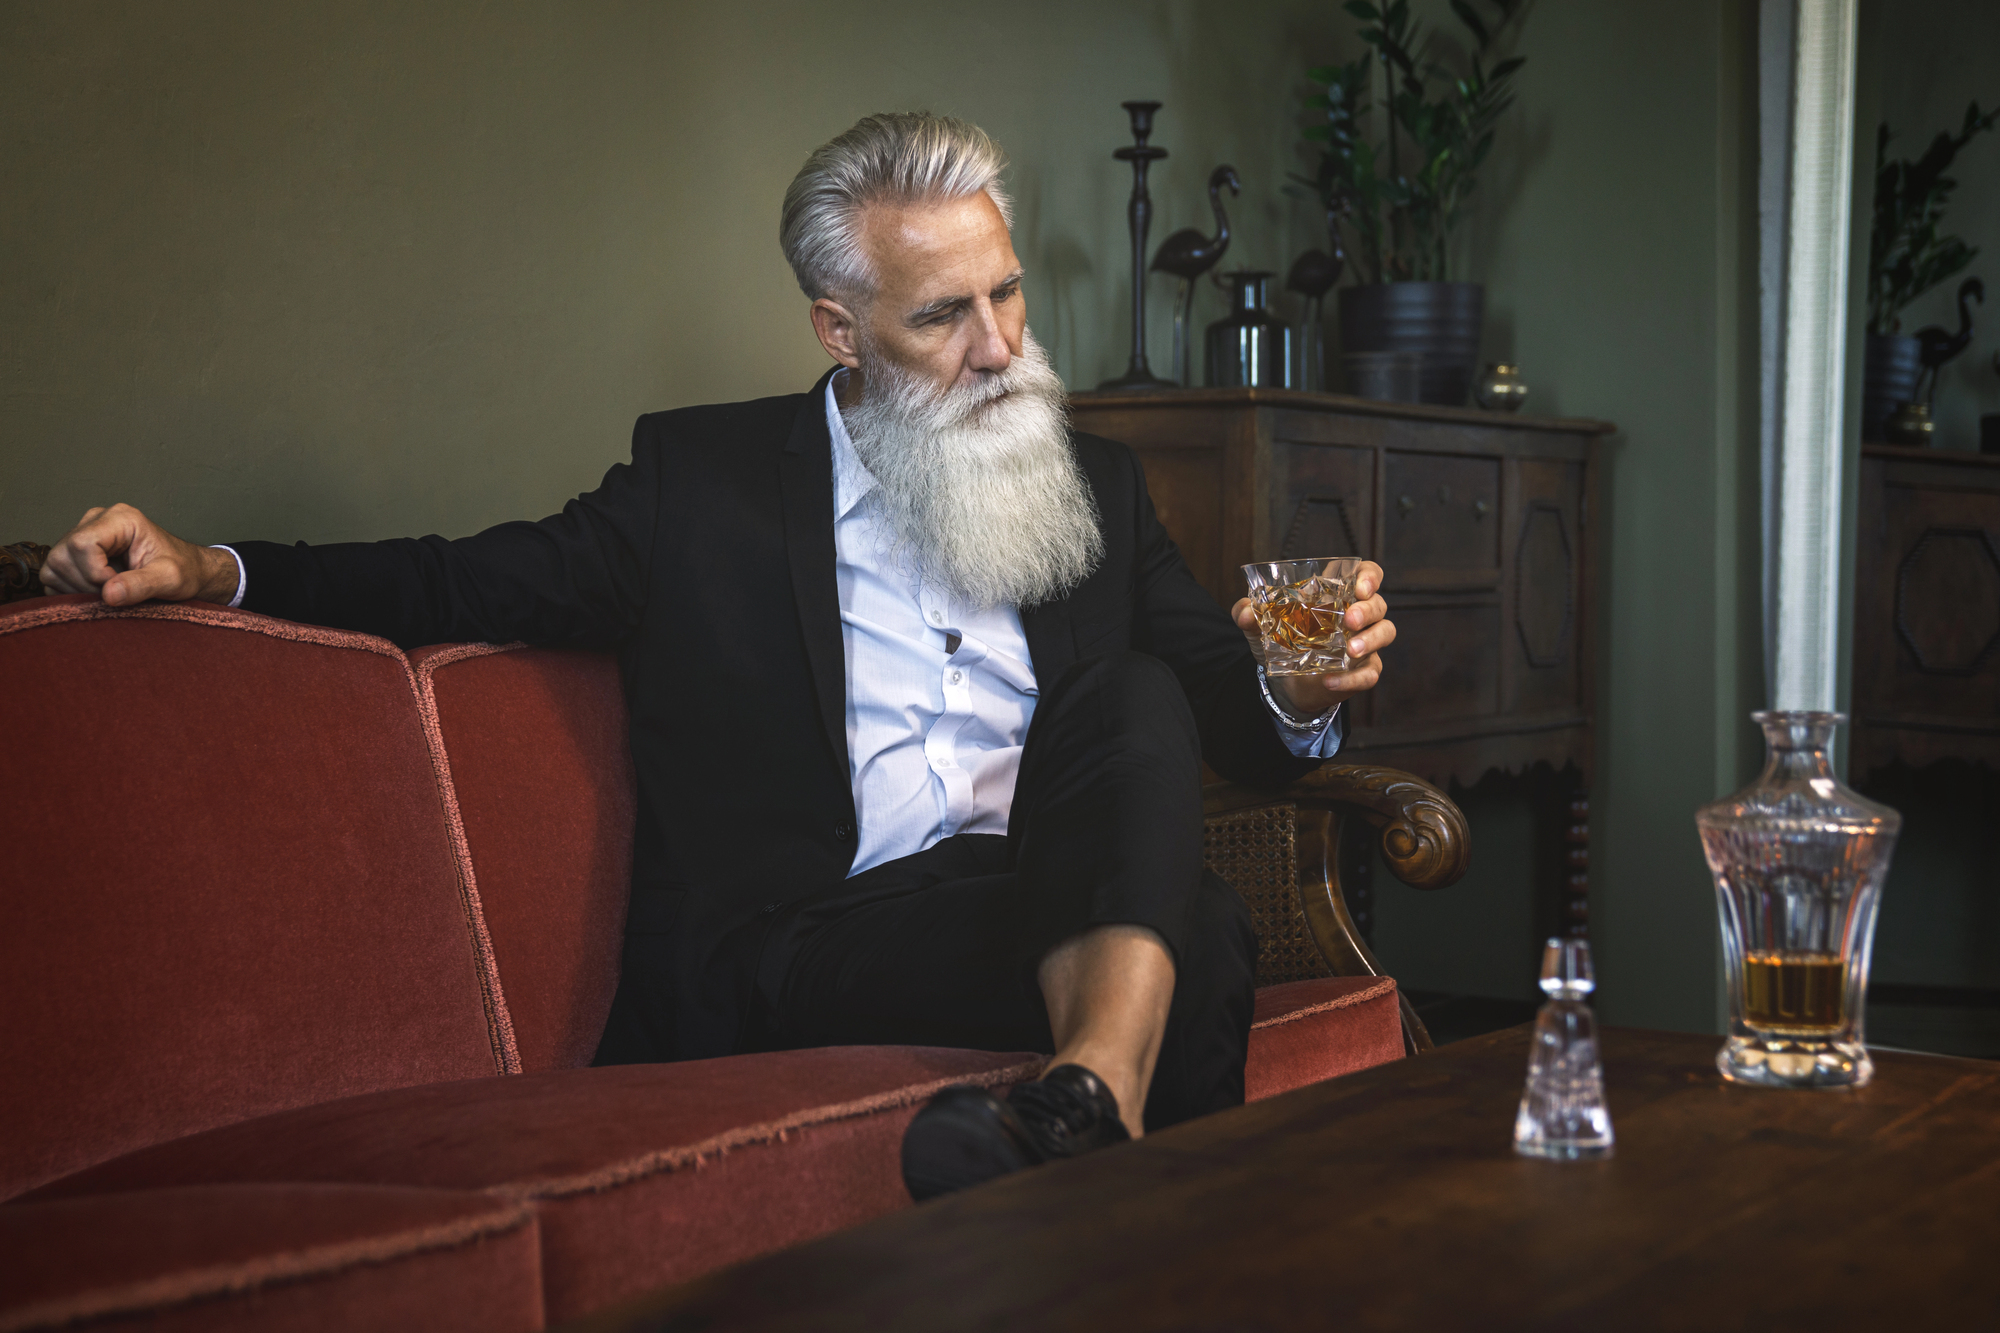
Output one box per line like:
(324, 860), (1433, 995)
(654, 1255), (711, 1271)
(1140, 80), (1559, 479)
(810, 298), (863, 369)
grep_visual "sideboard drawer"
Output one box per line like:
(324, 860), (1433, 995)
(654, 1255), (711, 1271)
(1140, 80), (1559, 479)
(1382, 452), (1501, 586)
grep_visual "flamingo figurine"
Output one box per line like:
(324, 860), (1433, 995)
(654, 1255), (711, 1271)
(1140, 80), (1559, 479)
(1914, 277), (1985, 407)
(1151, 165), (1240, 386)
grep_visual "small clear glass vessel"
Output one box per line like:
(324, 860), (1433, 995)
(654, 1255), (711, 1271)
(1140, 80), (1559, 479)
(1513, 937), (1614, 1160)
(1696, 712), (1901, 1089)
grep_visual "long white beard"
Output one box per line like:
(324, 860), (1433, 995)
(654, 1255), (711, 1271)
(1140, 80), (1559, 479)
(842, 329), (1103, 610)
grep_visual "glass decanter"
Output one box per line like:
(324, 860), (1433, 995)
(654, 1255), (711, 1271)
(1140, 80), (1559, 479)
(1696, 712), (1901, 1089)
(1513, 937), (1614, 1160)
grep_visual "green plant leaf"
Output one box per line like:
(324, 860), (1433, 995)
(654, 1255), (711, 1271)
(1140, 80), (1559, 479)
(1449, 0), (1489, 47)
(1343, 1), (1379, 20)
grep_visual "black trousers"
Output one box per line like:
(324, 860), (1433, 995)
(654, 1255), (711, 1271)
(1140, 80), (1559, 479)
(754, 651), (1257, 1132)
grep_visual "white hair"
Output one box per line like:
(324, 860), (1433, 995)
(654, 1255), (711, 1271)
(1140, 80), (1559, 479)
(781, 112), (1014, 305)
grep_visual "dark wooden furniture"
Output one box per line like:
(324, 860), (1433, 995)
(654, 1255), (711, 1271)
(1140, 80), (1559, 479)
(1852, 443), (2000, 778)
(1205, 764), (1470, 1054)
(566, 1027), (2000, 1332)
(1071, 388), (1613, 939)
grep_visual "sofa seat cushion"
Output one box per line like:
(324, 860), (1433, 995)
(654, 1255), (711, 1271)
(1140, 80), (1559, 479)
(25, 1047), (1041, 1324)
(1244, 976), (1404, 1102)
(0, 1184), (541, 1333)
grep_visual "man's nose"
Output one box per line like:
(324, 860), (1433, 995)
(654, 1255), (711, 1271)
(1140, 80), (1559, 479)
(963, 302), (1011, 376)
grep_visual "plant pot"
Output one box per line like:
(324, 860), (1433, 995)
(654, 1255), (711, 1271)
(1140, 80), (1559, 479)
(1337, 282), (1484, 406)
(1861, 333), (1921, 443)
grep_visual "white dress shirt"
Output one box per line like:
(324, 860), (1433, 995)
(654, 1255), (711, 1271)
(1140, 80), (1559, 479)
(824, 373), (1340, 877)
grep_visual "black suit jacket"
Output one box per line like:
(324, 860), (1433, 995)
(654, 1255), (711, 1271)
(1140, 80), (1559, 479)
(235, 371), (1318, 1059)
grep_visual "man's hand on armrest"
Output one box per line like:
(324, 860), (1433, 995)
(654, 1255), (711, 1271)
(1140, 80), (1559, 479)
(39, 504), (241, 607)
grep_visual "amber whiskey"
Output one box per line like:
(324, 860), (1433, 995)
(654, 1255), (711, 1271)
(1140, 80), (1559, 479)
(1742, 951), (1845, 1031)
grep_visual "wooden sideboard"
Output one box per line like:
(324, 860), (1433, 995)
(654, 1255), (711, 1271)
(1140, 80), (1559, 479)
(1852, 444), (2000, 778)
(1070, 387), (1614, 939)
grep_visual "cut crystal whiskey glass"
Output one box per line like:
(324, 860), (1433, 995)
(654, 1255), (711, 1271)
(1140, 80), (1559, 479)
(1241, 558), (1364, 676)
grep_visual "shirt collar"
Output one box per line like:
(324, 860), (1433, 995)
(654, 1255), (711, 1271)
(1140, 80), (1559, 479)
(826, 369), (878, 521)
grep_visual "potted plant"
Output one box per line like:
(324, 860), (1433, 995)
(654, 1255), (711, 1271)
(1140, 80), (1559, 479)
(1294, 0), (1525, 406)
(1862, 102), (1997, 441)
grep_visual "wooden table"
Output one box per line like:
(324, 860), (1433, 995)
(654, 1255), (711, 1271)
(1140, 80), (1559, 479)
(568, 1028), (2000, 1331)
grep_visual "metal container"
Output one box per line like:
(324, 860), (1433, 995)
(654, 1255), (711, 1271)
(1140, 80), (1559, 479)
(1206, 271), (1292, 388)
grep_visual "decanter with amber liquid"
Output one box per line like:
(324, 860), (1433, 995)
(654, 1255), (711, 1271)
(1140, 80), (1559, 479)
(1696, 712), (1901, 1088)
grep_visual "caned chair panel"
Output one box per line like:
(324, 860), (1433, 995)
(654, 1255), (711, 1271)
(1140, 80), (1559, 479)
(1202, 803), (1335, 987)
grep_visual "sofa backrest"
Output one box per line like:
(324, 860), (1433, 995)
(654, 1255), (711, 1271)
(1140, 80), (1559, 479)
(1, 599), (509, 1199)
(409, 644), (633, 1073)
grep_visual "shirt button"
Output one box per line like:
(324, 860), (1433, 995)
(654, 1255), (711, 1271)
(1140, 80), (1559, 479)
(949, 669), (963, 684)
(833, 821), (853, 842)
(930, 609), (943, 623)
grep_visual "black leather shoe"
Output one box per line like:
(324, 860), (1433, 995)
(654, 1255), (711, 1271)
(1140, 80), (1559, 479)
(901, 1064), (1130, 1201)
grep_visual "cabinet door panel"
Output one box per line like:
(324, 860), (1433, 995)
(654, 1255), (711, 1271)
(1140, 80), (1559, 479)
(1272, 443), (1374, 562)
(1510, 458), (1585, 715)
(1382, 452), (1501, 586)
(1369, 597), (1502, 722)
(1880, 479), (2000, 717)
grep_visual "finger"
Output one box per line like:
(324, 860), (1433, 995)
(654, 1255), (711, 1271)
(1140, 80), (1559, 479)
(1322, 655), (1383, 698)
(1231, 596), (1258, 630)
(1345, 593), (1387, 631)
(102, 552), (195, 607)
(1355, 560), (1383, 599)
(1347, 617), (1396, 657)
(38, 559), (85, 594)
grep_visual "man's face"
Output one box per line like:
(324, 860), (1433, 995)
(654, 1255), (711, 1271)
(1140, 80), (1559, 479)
(815, 191), (1026, 399)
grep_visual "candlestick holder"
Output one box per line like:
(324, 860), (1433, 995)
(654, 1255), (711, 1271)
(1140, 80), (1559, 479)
(1098, 101), (1175, 391)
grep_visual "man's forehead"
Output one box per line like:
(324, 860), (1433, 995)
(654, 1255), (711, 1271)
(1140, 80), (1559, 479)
(860, 194), (1017, 299)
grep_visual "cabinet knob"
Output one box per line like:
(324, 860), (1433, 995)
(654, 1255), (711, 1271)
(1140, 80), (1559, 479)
(1397, 494), (1415, 516)
(1474, 499), (1490, 519)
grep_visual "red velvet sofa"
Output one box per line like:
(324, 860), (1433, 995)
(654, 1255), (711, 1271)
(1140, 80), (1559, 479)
(1, 595), (1441, 1331)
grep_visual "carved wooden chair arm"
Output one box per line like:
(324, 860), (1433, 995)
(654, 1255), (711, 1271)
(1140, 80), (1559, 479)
(2, 542), (51, 605)
(1202, 763), (1470, 1056)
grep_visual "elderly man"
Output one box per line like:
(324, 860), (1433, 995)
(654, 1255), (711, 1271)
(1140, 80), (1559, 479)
(41, 112), (1395, 1199)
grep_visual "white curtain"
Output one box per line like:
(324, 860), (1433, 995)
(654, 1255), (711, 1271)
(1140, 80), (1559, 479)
(1760, 0), (1858, 713)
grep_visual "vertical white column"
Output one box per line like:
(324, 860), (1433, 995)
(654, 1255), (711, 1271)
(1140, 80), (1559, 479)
(1771, 0), (1858, 711)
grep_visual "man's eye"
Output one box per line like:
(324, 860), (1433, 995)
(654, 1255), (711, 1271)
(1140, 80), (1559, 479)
(994, 286), (1019, 302)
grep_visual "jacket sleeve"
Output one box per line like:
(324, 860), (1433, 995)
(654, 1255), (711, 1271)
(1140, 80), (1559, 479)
(232, 418), (661, 650)
(1121, 446), (1322, 789)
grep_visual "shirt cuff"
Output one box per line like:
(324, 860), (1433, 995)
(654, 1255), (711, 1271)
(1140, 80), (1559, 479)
(1259, 665), (1345, 759)
(207, 545), (247, 608)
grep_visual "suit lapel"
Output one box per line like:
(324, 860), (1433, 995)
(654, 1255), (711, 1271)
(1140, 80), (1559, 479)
(780, 370), (850, 783)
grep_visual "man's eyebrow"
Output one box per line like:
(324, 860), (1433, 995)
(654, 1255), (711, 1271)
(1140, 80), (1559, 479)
(904, 270), (1026, 325)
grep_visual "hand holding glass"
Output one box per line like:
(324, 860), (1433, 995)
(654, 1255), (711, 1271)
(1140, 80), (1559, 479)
(1241, 558), (1365, 676)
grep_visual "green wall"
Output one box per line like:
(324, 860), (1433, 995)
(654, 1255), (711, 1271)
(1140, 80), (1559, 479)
(1, 0), (1335, 546)
(4, 1), (1771, 1035)
(1374, 1), (1764, 1032)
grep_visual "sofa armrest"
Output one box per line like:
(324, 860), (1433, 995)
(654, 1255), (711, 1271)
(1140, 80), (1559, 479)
(1204, 764), (1470, 1055)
